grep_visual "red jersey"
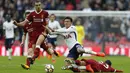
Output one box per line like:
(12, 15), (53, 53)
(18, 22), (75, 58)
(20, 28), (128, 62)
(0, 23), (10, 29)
(26, 10), (49, 36)
(98, 61), (123, 72)
(23, 23), (33, 48)
(26, 10), (49, 44)
(82, 59), (122, 72)
(83, 59), (100, 72)
(23, 23), (33, 42)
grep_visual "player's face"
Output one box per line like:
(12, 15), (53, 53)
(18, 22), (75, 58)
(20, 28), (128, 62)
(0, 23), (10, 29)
(35, 2), (42, 12)
(64, 19), (72, 28)
(49, 15), (55, 22)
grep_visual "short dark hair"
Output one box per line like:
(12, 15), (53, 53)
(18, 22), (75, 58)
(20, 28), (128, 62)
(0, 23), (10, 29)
(64, 17), (73, 22)
(35, 0), (41, 3)
(105, 60), (112, 66)
(50, 14), (56, 17)
(34, 0), (41, 5)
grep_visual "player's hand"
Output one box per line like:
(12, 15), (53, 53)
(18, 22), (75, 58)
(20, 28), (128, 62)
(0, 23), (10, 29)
(13, 20), (18, 26)
(42, 32), (47, 36)
(61, 66), (68, 70)
(20, 42), (24, 47)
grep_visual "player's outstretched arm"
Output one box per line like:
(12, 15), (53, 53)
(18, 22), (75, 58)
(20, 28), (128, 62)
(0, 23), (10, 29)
(43, 25), (53, 34)
(111, 67), (123, 73)
(55, 28), (75, 33)
(13, 19), (28, 27)
(43, 25), (61, 35)
(115, 69), (123, 72)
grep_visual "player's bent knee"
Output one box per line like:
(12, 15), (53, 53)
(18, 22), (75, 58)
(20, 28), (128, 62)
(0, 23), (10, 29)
(77, 48), (85, 53)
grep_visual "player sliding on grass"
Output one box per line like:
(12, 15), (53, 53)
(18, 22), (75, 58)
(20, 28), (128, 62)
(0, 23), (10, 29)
(63, 58), (123, 73)
(45, 16), (105, 68)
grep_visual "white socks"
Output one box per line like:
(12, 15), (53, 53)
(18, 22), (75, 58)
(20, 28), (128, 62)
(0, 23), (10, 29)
(78, 66), (86, 70)
(36, 45), (40, 48)
(85, 50), (97, 55)
(77, 48), (97, 55)
(8, 49), (12, 60)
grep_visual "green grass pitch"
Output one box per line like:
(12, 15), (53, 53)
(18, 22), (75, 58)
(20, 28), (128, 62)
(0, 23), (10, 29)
(0, 56), (129, 73)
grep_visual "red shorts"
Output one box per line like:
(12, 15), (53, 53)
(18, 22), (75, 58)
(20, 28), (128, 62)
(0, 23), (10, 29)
(30, 29), (46, 44)
(29, 34), (39, 45)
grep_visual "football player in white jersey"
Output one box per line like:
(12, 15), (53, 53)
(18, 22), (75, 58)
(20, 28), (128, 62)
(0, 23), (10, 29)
(47, 14), (61, 62)
(45, 17), (105, 69)
(3, 14), (17, 60)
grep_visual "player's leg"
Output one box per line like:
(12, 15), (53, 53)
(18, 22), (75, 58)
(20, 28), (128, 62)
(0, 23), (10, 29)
(5, 38), (13, 60)
(62, 46), (79, 70)
(46, 37), (60, 60)
(47, 37), (57, 49)
(49, 38), (60, 57)
(21, 49), (32, 70)
(5, 39), (9, 59)
(32, 33), (46, 61)
(21, 43), (34, 69)
(41, 42), (57, 63)
(76, 44), (105, 57)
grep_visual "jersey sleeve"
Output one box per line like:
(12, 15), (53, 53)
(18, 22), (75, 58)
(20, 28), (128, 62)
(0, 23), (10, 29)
(44, 11), (49, 18)
(55, 26), (76, 33)
(44, 11), (49, 26)
(55, 28), (65, 33)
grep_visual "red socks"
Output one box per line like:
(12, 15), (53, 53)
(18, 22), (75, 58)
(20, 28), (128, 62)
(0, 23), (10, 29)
(26, 58), (31, 67)
(75, 60), (81, 65)
(32, 48), (40, 60)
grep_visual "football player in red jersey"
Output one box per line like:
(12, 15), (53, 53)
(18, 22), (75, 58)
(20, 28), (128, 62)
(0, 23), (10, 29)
(13, 1), (59, 69)
(63, 59), (123, 73)
(20, 22), (50, 69)
(19, 12), (58, 69)
(21, 22), (33, 69)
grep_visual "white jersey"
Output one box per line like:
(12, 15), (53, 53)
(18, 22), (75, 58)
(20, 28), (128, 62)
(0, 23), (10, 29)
(48, 20), (61, 38)
(3, 20), (17, 39)
(55, 25), (79, 50)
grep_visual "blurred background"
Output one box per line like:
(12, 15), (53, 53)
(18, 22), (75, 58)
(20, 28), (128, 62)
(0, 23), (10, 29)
(1, 0), (130, 57)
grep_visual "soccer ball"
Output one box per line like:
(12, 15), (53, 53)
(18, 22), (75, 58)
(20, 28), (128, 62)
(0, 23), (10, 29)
(45, 64), (54, 73)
